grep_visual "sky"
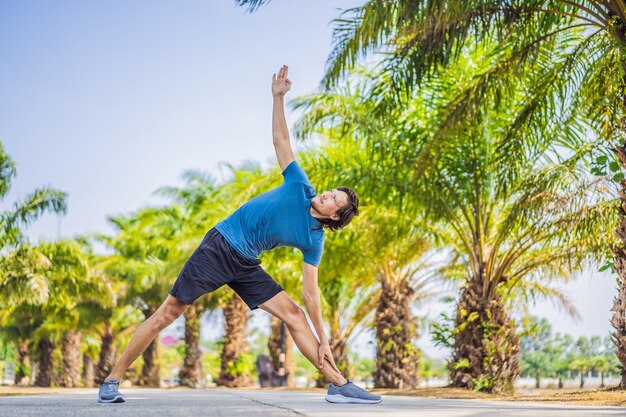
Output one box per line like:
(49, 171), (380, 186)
(0, 0), (617, 360)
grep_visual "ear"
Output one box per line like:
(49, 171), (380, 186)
(330, 213), (340, 221)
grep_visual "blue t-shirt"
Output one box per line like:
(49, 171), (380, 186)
(215, 161), (325, 266)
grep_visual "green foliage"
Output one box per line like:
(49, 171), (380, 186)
(201, 340), (222, 383)
(0, 141), (67, 250)
(225, 352), (255, 377)
(519, 316), (621, 386)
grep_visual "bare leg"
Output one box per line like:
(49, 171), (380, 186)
(105, 295), (189, 382)
(260, 291), (347, 386)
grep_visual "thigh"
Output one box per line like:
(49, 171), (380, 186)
(228, 266), (283, 310)
(169, 230), (234, 305)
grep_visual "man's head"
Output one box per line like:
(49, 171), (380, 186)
(310, 186), (359, 231)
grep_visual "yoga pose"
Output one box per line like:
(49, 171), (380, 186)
(98, 65), (381, 404)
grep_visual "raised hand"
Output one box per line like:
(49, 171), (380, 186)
(272, 65), (292, 97)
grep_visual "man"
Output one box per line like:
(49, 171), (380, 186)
(98, 65), (382, 404)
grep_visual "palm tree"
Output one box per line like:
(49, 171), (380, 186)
(210, 163), (289, 388)
(28, 240), (113, 387)
(0, 141), (66, 251)
(314, 0), (626, 388)
(294, 62), (613, 392)
(363, 210), (439, 389)
(217, 290), (252, 387)
(312, 229), (378, 386)
(296, 103), (442, 389)
(261, 247), (302, 388)
(0, 142), (66, 385)
(156, 170), (223, 388)
(44, 240), (113, 388)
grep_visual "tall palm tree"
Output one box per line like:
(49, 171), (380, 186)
(294, 62), (613, 392)
(316, 0), (626, 388)
(157, 170), (223, 388)
(297, 105), (442, 389)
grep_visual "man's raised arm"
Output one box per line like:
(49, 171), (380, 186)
(272, 65), (295, 171)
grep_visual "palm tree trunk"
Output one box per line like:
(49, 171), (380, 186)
(374, 266), (418, 389)
(609, 64), (626, 388)
(95, 323), (115, 384)
(450, 278), (520, 394)
(138, 307), (161, 387)
(217, 293), (251, 387)
(139, 339), (161, 387)
(611, 198), (626, 387)
(34, 337), (55, 387)
(59, 330), (82, 387)
(268, 316), (295, 387)
(14, 339), (30, 385)
(179, 303), (202, 388)
(535, 369), (540, 389)
(82, 353), (95, 388)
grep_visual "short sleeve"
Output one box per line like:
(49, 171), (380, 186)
(282, 160), (310, 185)
(302, 235), (324, 267)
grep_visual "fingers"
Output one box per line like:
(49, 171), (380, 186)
(277, 65), (289, 79)
(327, 357), (341, 374)
(272, 73), (276, 82)
(318, 351), (325, 368)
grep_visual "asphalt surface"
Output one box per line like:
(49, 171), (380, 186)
(1, 388), (625, 417)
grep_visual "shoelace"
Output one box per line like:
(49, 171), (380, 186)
(104, 382), (118, 392)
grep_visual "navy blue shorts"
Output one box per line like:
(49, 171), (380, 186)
(169, 228), (283, 310)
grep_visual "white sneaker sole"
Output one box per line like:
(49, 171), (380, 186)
(98, 395), (125, 403)
(325, 394), (382, 404)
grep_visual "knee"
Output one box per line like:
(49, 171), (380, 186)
(152, 305), (184, 331)
(284, 304), (306, 328)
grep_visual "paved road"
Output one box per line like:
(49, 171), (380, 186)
(1, 389), (625, 417)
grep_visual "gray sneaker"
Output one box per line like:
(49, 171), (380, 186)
(98, 379), (125, 403)
(325, 380), (382, 404)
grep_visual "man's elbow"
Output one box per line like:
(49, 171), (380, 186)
(273, 135), (288, 146)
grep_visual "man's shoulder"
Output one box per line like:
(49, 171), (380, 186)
(282, 160), (312, 185)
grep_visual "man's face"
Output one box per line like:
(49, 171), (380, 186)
(311, 188), (349, 220)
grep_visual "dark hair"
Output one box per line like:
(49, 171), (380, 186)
(319, 186), (359, 232)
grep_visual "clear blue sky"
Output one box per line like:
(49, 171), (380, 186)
(0, 0), (616, 359)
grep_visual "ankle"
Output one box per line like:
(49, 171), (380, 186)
(336, 377), (348, 386)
